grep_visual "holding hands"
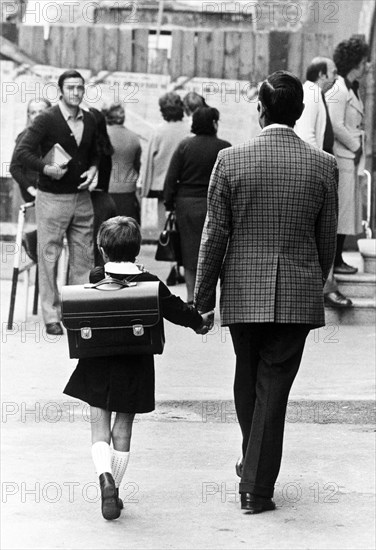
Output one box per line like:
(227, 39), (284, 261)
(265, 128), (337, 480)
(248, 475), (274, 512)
(195, 310), (215, 335)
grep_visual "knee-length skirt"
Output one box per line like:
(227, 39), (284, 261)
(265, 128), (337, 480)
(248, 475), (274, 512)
(63, 354), (155, 413)
(176, 196), (207, 271)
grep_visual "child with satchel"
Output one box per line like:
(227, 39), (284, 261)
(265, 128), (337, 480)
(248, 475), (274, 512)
(63, 216), (213, 521)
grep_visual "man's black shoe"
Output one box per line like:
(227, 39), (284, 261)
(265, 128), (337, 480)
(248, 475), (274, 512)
(324, 291), (353, 308)
(333, 262), (358, 275)
(45, 322), (63, 335)
(241, 493), (276, 514)
(99, 472), (120, 520)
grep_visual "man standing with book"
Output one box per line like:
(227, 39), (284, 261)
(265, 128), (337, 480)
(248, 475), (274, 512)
(17, 70), (99, 335)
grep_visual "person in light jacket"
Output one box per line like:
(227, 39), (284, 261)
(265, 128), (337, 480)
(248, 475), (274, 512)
(327, 37), (369, 275)
(295, 57), (352, 308)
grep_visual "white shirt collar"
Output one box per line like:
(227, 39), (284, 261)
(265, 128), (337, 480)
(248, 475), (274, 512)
(261, 123), (291, 132)
(59, 100), (83, 121)
(104, 262), (142, 275)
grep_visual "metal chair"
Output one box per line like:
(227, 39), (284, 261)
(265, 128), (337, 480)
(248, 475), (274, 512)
(7, 202), (38, 329)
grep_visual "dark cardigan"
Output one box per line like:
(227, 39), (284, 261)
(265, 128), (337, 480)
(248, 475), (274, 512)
(16, 105), (99, 194)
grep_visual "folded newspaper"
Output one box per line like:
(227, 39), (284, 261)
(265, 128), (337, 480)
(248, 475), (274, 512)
(43, 143), (72, 166)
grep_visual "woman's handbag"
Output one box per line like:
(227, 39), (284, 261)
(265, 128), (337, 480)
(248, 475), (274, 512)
(155, 212), (182, 263)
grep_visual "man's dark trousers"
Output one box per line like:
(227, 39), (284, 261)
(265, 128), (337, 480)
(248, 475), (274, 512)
(230, 323), (311, 498)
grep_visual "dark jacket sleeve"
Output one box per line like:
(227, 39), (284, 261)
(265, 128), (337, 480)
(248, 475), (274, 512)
(9, 132), (38, 200)
(89, 267), (105, 283)
(159, 281), (203, 329)
(163, 142), (184, 211)
(16, 113), (49, 173)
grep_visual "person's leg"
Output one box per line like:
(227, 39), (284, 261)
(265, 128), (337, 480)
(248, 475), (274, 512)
(36, 191), (72, 324)
(184, 268), (196, 303)
(239, 324), (310, 500)
(91, 407), (112, 474)
(66, 191), (94, 284)
(229, 324), (262, 460)
(334, 234), (346, 267)
(90, 407), (120, 520)
(111, 413), (135, 494)
(324, 265), (353, 307)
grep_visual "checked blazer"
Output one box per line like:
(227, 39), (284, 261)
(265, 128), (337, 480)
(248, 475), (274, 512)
(194, 126), (338, 326)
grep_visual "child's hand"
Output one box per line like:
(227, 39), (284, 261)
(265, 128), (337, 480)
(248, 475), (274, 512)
(195, 310), (214, 335)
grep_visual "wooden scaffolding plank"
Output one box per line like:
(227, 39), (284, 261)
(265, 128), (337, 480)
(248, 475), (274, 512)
(46, 25), (62, 67)
(211, 29), (225, 78)
(181, 30), (195, 78)
(76, 25), (90, 70)
(239, 31), (255, 82)
(104, 26), (119, 72)
(288, 31), (303, 79)
(224, 31), (241, 80)
(133, 28), (149, 73)
(196, 31), (213, 78)
(60, 26), (76, 69)
(89, 25), (105, 73)
(30, 26), (46, 65)
(170, 29), (183, 80)
(18, 25), (35, 59)
(118, 27), (133, 72)
(302, 33), (318, 75)
(254, 31), (270, 81)
(269, 31), (289, 74)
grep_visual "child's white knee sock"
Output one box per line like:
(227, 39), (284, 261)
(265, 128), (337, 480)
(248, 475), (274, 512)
(111, 450), (130, 488)
(91, 441), (112, 476)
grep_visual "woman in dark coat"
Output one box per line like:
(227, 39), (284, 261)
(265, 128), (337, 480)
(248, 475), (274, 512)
(163, 107), (231, 303)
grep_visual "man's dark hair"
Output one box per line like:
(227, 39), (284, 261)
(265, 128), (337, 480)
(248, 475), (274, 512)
(306, 60), (328, 83)
(158, 92), (184, 122)
(97, 216), (141, 262)
(258, 70), (304, 127)
(191, 107), (219, 136)
(58, 70), (85, 90)
(333, 37), (369, 77)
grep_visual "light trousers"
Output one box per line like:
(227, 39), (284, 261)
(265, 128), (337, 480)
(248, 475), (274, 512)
(36, 190), (94, 323)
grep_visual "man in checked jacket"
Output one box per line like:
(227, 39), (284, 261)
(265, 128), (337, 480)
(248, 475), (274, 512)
(194, 71), (338, 514)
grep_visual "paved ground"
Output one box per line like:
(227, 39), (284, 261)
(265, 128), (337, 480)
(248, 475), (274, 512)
(1, 245), (375, 549)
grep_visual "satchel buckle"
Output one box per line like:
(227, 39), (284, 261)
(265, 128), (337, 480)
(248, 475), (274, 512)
(81, 327), (92, 339)
(133, 324), (144, 337)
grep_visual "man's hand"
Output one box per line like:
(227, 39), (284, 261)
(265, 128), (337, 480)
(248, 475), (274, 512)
(26, 186), (37, 197)
(78, 166), (98, 190)
(195, 310), (215, 335)
(43, 164), (68, 180)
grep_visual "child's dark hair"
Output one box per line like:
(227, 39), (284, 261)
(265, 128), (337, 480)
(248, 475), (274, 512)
(97, 216), (141, 262)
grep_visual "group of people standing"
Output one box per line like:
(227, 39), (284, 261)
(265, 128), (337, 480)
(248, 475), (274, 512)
(10, 70), (224, 333)
(295, 37), (369, 307)
(8, 34), (370, 520)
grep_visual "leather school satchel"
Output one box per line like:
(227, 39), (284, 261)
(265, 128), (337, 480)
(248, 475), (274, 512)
(61, 278), (165, 359)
